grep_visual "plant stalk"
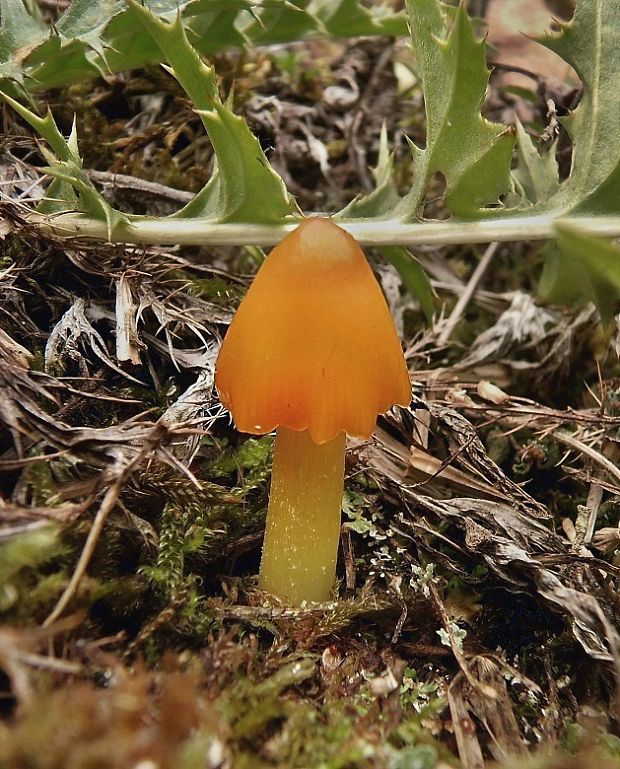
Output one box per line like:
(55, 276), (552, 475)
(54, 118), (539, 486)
(25, 211), (620, 247)
(259, 427), (346, 605)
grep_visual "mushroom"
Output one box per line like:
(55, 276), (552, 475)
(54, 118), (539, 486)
(215, 218), (411, 605)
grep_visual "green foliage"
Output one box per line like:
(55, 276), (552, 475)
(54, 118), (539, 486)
(0, 2), (299, 226)
(0, 0), (42, 89)
(538, 0), (620, 217)
(0, 526), (62, 612)
(339, 124), (401, 220)
(0, 91), (128, 233)
(387, 745), (438, 769)
(0, 644), (448, 769)
(149, 501), (189, 597)
(128, 1), (298, 225)
(396, 0), (515, 219)
(337, 124), (437, 319)
(207, 436), (273, 492)
(345, 0), (620, 320)
(380, 246), (438, 325)
(342, 489), (375, 535)
(540, 226), (620, 326)
(141, 439), (272, 602)
(530, 1), (620, 318)
(513, 120), (559, 205)
(399, 668), (441, 713)
(0, 0), (407, 94)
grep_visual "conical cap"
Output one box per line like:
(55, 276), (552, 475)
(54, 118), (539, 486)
(215, 218), (411, 444)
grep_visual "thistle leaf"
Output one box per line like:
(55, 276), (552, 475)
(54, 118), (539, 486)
(0, 0), (408, 93)
(240, 1), (321, 45)
(0, 0), (47, 83)
(172, 169), (222, 220)
(395, 0), (514, 220)
(532, 2), (620, 312)
(55, 0), (123, 50)
(0, 91), (128, 236)
(10, 0), (124, 90)
(539, 0), (620, 218)
(540, 225), (620, 326)
(311, 0), (405, 38)
(337, 127), (436, 323)
(338, 124), (401, 219)
(128, 1), (298, 224)
(513, 120), (559, 205)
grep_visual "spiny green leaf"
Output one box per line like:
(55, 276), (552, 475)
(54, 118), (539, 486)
(540, 0), (620, 217)
(338, 123), (401, 219)
(240, 0), (320, 45)
(1, 93), (79, 212)
(340, 0), (514, 220)
(128, 0), (297, 224)
(55, 0), (123, 47)
(5, 0), (119, 90)
(172, 169), (222, 220)
(0, 91), (128, 235)
(182, 0), (250, 53)
(336, 125), (437, 323)
(0, 0), (47, 83)
(41, 162), (126, 237)
(18, 0), (124, 89)
(513, 120), (559, 205)
(1, 91), (72, 160)
(23, 37), (104, 90)
(310, 0), (404, 38)
(540, 225), (620, 326)
(197, 104), (299, 222)
(0, 0), (408, 94)
(533, 1), (620, 321)
(395, 0), (514, 220)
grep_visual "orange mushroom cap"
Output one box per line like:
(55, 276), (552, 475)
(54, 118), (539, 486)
(215, 218), (411, 444)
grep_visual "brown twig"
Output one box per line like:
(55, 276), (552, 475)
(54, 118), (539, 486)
(436, 242), (499, 345)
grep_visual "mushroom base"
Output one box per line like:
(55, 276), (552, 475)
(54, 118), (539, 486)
(259, 426), (346, 605)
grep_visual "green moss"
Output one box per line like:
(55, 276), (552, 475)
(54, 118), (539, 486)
(0, 526), (66, 615)
(188, 277), (245, 304)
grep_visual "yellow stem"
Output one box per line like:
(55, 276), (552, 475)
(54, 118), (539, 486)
(259, 427), (346, 605)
